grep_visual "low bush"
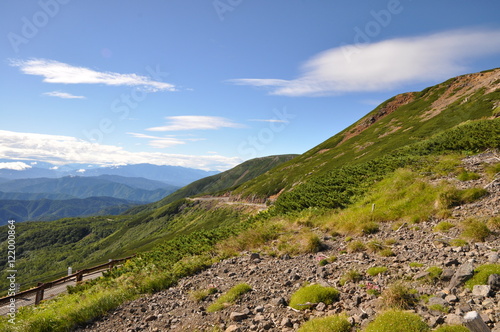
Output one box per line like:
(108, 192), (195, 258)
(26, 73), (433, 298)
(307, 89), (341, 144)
(465, 264), (500, 289)
(298, 314), (351, 332)
(189, 287), (218, 302)
(409, 262), (424, 268)
(433, 221), (455, 232)
(289, 284), (340, 310)
(340, 270), (362, 286)
(363, 310), (429, 332)
(206, 283), (252, 312)
(381, 282), (418, 309)
(367, 266), (388, 276)
(461, 219), (491, 242)
(426, 266), (443, 281)
(379, 248), (395, 257)
(347, 240), (366, 253)
(457, 170), (481, 181)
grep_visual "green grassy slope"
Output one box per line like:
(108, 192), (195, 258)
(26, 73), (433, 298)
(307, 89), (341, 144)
(231, 69), (500, 200)
(127, 154), (297, 214)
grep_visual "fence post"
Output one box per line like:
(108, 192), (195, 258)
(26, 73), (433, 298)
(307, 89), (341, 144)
(35, 283), (45, 305)
(76, 271), (84, 282)
(463, 311), (490, 332)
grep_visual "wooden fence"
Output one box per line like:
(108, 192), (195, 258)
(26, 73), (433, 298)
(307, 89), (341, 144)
(0, 255), (134, 306)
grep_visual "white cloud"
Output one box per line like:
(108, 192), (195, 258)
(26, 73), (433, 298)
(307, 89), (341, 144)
(43, 91), (86, 99)
(128, 133), (187, 149)
(9, 58), (176, 92)
(147, 115), (243, 132)
(0, 130), (241, 171)
(229, 28), (500, 96)
(0, 162), (32, 170)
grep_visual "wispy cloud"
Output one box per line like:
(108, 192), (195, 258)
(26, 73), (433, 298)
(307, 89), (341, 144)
(0, 161), (32, 170)
(0, 130), (241, 171)
(128, 132), (206, 149)
(9, 58), (176, 92)
(229, 28), (500, 96)
(147, 115), (243, 132)
(43, 91), (86, 99)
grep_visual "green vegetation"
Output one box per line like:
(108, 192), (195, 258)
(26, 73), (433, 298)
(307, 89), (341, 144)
(347, 240), (366, 253)
(426, 266), (443, 281)
(363, 310), (429, 332)
(298, 314), (351, 332)
(428, 304), (449, 313)
(457, 170), (481, 181)
(1, 71), (499, 330)
(460, 219), (491, 242)
(465, 264), (500, 289)
(410, 262), (424, 268)
(206, 283), (252, 312)
(340, 270), (362, 286)
(289, 284), (340, 310)
(367, 266), (388, 276)
(381, 282), (418, 309)
(433, 221), (455, 232)
(449, 238), (468, 247)
(189, 287), (218, 302)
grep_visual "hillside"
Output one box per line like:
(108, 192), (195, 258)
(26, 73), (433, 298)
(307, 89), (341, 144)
(230, 68), (500, 201)
(0, 68), (499, 331)
(133, 154), (298, 213)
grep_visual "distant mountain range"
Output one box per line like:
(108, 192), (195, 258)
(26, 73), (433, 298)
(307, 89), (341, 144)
(0, 162), (218, 187)
(0, 162), (219, 222)
(0, 197), (136, 224)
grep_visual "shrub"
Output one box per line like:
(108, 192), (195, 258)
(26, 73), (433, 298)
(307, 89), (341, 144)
(319, 259), (329, 266)
(367, 266), (388, 276)
(488, 216), (500, 231)
(305, 233), (323, 253)
(298, 314), (351, 332)
(189, 287), (217, 302)
(340, 270), (362, 286)
(363, 310), (429, 332)
(461, 219), (491, 242)
(434, 325), (469, 332)
(381, 282), (418, 309)
(433, 221), (455, 232)
(347, 240), (366, 253)
(379, 248), (395, 257)
(206, 283), (252, 312)
(428, 303), (449, 313)
(457, 171), (481, 181)
(362, 222), (380, 234)
(426, 266), (443, 281)
(409, 262), (424, 268)
(367, 240), (384, 253)
(465, 264), (500, 289)
(289, 284), (340, 310)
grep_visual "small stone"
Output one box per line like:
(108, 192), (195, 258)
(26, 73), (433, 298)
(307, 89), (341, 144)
(448, 260), (475, 289)
(316, 302), (326, 311)
(230, 312), (247, 322)
(250, 252), (260, 260)
(145, 315), (157, 322)
(445, 314), (462, 325)
(488, 274), (500, 290)
(472, 285), (491, 297)
(255, 306), (264, 312)
(488, 252), (499, 263)
(281, 317), (293, 327)
(441, 268), (455, 281)
(444, 295), (458, 303)
(428, 297), (447, 306)
(225, 325), (240, 332)
(271, 297), (287, 307)
(414, 271), (430, 280)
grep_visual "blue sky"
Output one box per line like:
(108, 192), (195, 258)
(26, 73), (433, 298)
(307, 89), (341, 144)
(0, 0), (499, 171)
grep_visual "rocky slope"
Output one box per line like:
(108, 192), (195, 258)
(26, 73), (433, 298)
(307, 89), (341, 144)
(76, 152), (500, 332)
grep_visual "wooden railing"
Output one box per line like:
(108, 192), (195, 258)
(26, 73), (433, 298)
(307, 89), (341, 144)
(0, 255), (135, 306)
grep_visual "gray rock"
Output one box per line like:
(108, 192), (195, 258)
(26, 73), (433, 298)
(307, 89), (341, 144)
(448, 260), (475, 289)
(472, 285), (491, 297)
(281, 317), (293, 327)
(225, 325), (240, 332)
(441, 268), (455, 281)
(488, 274), (500, 291)
(444, 294), (458, 303)
(488, 252), (499, 263)
(230, 312), (247, 322)
(144, 315), (157, 322)
(316, 302), (326, 311)
(428, 296), (447, 306)
(445, 314), (462, 325)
